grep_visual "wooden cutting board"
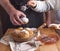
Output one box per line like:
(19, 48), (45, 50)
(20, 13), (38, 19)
(0, 27), (60, 51)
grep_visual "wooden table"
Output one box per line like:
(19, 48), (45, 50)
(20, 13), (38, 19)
(0, 28), (60, 51)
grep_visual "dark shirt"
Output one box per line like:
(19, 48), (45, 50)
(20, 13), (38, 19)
(10, 0), (44, 28)
(0, 0), (44, 34)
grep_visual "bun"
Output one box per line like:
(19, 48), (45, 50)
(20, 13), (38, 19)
(11, 27), (23, 42)
(36, 27), (59, 45)
(11, 28), (34, 42)
(36, 34), (59, 45)
(21, 17), (29, 24)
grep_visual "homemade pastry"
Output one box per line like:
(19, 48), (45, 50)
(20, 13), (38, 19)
(20, 17), (29, 24)
(36, 33), (59, 45)
(35, 26), (59, 45)
(11, 28), (35, 42)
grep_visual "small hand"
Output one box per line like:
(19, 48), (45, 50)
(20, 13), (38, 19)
(27, 0), (37, 8)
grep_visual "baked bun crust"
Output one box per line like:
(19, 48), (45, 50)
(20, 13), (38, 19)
(11, 27), (34, 42)
(36, 25), (59, 45)
(36, 34), (59, 45)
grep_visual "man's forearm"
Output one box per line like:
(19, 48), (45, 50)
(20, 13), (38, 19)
(0, 0), (16, 14)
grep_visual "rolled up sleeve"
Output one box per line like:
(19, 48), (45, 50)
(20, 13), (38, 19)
(31, 0), (56, 12)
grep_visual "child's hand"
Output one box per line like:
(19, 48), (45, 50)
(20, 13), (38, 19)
(27, 0), (37, 8)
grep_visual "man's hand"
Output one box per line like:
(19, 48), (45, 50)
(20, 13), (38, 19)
(9, 10), (26, 25)
(0, 0), (26, 26)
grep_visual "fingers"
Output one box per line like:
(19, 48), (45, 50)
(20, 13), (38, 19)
(20, 12), (26, 17)
(10, 15), (25, 25)
(17, 11), (26, 18)
(9, 10), (27, 26)
(27, 1), (36, 7)
(10, 16), (21, 25)
(14, 15), (24, 24)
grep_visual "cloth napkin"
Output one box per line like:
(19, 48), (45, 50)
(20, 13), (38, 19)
(0, 28), (42, 51)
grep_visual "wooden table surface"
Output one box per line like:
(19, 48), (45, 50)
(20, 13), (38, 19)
(0, 28), (60, 51)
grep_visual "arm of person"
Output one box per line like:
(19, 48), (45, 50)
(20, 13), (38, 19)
(0, 0), (16, 15)
(0, 0), (26, 25)
(27, 0), (56, 12)
(27, 0), (55, 26)
(44, 10), (53, 26)
(45, 8), (56, 27)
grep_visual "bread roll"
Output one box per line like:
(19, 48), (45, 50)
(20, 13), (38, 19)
(11, 27), (23, 42)
(21, 17), (29, 24)
(37, 34), (59, 45)
(36, 26), (59, 45)
(11, 28), (35, 42)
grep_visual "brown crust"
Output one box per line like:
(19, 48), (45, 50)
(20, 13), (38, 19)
(11, 28), (35, 42)
(36, 34), (59, 45)
(37, 26), (59, 45)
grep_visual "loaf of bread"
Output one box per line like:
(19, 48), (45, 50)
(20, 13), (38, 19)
(35, 26), (59, 45)
(11, 27), (35, 42)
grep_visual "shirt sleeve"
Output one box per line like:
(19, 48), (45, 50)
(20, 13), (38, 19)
(31, 0), (56, 12)
(46, 0), (56, 9)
